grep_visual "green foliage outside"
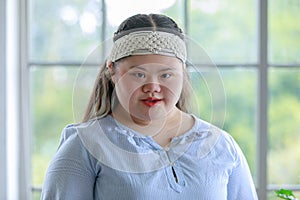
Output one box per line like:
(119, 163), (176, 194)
(275, 189), (298, 200)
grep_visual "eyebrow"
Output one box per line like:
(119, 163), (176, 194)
(132, 66), (175, 72)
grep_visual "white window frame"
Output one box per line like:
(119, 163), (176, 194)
(0, 0), (7, 197)
(4, 0), (31, 199)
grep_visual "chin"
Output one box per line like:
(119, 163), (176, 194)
(131, 108), (169, 123)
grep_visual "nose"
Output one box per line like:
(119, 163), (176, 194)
(142, 82), (161, 93)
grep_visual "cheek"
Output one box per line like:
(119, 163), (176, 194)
(163, 86), (182, 103)
(116, 75), (140, 93)
(162, 78), (184, 99)
(114, 75), (142, 107)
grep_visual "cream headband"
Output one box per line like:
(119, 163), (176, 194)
(109, 30), (187, 63)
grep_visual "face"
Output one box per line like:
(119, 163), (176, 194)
(109, 54), (184, 122)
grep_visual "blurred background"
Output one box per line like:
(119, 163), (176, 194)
(1, 0), (300, 199)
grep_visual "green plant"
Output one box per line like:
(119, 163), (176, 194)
(275, 189), (298, 200)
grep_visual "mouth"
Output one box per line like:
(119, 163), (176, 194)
(141, 97), (162, 107)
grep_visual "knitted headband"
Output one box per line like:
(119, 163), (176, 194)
(108, 30), (187, 63)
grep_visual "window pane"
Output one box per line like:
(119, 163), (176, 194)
(29, 0), (103, 62)
(30, 66), (98, 188)
(104, 0), (181, 28)
(32, 191), (41, 200)
(191, 67), (257, 181)
(220, 68), (257, 180)
(104, 0), (185, 54)
(268, 68), (300, 185)
(189, 0), (257, 63)
(103, 0), (185, 47)
(269, 0), (300, 64)
(162, 0), (185, 31)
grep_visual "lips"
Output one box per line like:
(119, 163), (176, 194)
(141, 97), (162, 107)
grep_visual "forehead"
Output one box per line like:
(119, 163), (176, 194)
(117, 55), (183, 69)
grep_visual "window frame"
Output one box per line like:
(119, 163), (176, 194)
(5, 0), (31, 199)
(0, 0), (7, 198)
(256, 1), (268, 199)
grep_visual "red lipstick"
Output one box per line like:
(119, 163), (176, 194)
(142, 97), (162, 107)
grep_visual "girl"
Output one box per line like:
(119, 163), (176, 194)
(41, 13), (258, 200)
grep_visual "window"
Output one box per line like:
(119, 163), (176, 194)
(26, 0), (300, 199)
(267, 1), (300, 198)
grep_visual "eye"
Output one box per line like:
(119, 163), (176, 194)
(132, 72), (146, 78)
(161, 73), (172, 79)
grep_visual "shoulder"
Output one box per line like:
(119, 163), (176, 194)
(59, 116), (111, 144)
(192, 115), (242, 160)
(49, 118), (108, 174)
(55, 117), (110, 159)
(192, 115), (237, 145)
(56, 116), (121, 164)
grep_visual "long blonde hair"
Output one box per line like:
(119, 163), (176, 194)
(82, 61), (114, 122)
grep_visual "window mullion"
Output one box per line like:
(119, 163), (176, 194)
(101, 0), (107, 60)
(183, 0), (189, 35)
(0, 0), (7, 198)
(20, 0), (31, 199)
(257, 0), (268, 199)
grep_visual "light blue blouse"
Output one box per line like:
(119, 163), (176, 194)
(41, 115), (258, 200)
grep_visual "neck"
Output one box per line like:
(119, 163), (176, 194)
(111, 104), (182, 136)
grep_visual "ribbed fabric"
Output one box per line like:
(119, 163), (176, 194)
(41, 115), (258, 200)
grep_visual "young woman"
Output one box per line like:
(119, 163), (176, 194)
(41, 14), (258, 199)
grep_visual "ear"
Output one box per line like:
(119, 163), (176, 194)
(106, 61), (114, 73)
(106, 61), (116, 83)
